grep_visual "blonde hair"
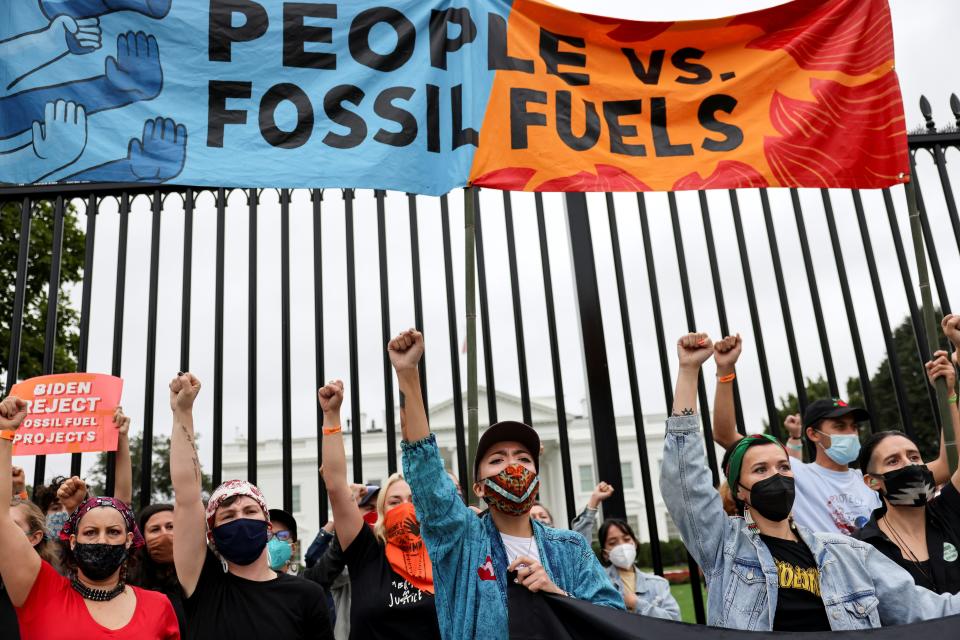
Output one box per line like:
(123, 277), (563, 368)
(374, 472), (407, 545)
(11, 498), (62, 571)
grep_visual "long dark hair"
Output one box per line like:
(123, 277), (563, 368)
(597, 518), (639, 567)
(127, 503), (178, 592)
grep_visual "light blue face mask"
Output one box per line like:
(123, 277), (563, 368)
(816, 431), (861, 465)
(267, 537), (292, 570)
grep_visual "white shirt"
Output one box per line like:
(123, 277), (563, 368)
(789, 457), (881, 535)
(500, 532), (541, 566)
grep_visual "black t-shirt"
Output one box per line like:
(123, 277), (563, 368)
(1, 584), (19, 640)
(759, 534), (831, 632)
(855, 482), (960, 594)
(342, 523), (441, 640)
(185, 550), (333, 640)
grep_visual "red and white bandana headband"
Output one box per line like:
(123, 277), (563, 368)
(205, 479), (269, 530)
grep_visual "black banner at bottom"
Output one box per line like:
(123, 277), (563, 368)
(507, 585), (960, 639)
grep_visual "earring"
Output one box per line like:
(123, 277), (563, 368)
(744, 506), (757, 531)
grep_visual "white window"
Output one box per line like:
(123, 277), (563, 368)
(292, 485), (302, 513)
(665, 512), (681, 540)
(578, 465), (594, 492)
(620, 462), (635, 490)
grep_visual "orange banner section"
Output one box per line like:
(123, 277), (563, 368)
(10, 373), (123, 456)
(470, 0), (908, 192)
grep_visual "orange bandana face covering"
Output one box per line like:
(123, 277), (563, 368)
(383, 502), (434, 594)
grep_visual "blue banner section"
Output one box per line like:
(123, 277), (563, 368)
(0, 0), (506, 195)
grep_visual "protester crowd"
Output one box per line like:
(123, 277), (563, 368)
(3, 316), (960, 639)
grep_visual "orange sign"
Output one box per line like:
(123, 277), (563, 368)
(10, 373), (123, 456)
(469, 0), (908, 192)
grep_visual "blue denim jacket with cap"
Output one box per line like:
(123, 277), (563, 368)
(402, 434), (623, 640)
(661, 414), (960, 630)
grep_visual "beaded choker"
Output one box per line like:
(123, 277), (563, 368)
(70, 576), (125, 602)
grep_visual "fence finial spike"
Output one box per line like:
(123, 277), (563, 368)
(919, 95), (936, 131)
(951, 94), (960, 128)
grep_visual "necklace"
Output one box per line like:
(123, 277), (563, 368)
(70, 576), (125, 602)
(506, 533), (537, 565)
(881, 516), (935, 586)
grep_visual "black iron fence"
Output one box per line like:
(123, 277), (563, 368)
(2, 95), (959, 624)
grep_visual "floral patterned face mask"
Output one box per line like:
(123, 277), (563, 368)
(482, 464), (540, 516)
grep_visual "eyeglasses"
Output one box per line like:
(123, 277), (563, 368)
(272, 531), (293, 542)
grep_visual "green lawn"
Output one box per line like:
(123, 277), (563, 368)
(669, 581), (707, 624)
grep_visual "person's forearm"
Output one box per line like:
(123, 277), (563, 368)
(398, 369), (429, 442)
(114, 433), (132, 504)
(712, 362), (737, 449)
(0, 440), (12, 519)
(321, 409), (348, 491)
(170, 408), (201, 504)
(672, 366), (699, 416)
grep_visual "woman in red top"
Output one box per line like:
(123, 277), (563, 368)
(0, 395), (179, 640)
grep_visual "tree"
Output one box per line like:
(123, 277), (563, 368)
(771, 314), (944, 461)
(86, 433), (213, 504)
(0, 200), (85, 391)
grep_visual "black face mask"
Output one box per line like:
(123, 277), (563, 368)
(212, 518), (269, 566)
(73, 543), (128, 581)
(877, 464), (936, 507)
(741, 474), (795, 522)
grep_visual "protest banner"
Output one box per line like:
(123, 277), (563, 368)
(9, 373), (124, 456)
(0, 0), (906, 194)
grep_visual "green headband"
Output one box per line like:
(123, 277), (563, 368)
(725, 434), (786, 490)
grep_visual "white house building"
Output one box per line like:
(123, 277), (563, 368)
(222, 387), (717, 549)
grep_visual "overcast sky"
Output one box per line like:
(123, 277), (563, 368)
(13, 1), (960, 502)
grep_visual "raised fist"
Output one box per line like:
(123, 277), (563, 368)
(11, 466), (26, 495)
(388, 329), (424, 373)
(169, 372), (201, 413)
(588, 481), (615, 509)
(113, 406), (131, 437)
(943, 315), (960, 348)
(0, 396), (29, 432)
(926, 350), (956, 391)
(784, 413), (803, 439)
(713, 334), (742, 371)
(317, 380), (344, 414)
(677, 333), (714, 369)
(57, 476), (88, 514)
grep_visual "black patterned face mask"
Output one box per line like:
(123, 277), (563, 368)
(72, 543), (128, 581)
(878, 464), (936, 507)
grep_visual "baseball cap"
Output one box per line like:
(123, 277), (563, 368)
(268, 508), (298, 542)
(802, 398), (870, 429)
(474, 421), (541, 477)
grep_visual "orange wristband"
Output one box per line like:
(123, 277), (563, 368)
(717, 373), (736, 383)
(0, 430), (16, 441)
(322, 425), (342, 436)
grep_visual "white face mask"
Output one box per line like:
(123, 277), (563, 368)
(608, 543), (637, 570)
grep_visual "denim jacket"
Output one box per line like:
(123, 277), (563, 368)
(570, 506), (597, 541)
(402, 434), (624, 640)
(660, 414), (960, 630)
(605, 565), (681, 620)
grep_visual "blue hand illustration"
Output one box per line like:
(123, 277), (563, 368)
(0, 31), (162, 139)
(40, 0), (171, 20)
(130, 117), (186, 180)
(0, 16), (101, 89)
(64, 117), (186, 183)
(0, 100), (87, 184)
(106, 32), (162, 101)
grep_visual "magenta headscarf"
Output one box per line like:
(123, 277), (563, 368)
(59, 496), (145, 550)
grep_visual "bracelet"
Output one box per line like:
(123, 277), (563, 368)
(322, 425), (342, 436)
(0, 430), (16, 441)
(717, 372), (736, 383)
(949, 394), (958, 404)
